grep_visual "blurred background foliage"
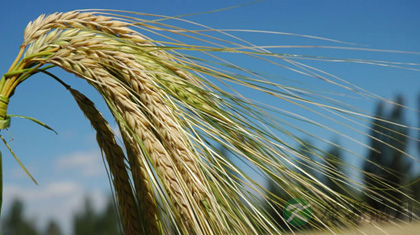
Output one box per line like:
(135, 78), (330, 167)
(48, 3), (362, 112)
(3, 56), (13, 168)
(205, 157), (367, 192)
(0, 196), (119, 235)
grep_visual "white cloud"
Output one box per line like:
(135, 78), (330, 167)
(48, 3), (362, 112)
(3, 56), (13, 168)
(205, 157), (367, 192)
(4, 181), (83, 202)
(1, 148), (115, 234)
(54, 149), (106, 177)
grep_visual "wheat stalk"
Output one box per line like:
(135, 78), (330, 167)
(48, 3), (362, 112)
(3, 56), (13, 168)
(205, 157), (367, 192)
(68, 87), (143, 234)
(118, 123), (160, 235)
(1, 10), (418, 235)
(51, 52), (199, 231)
(42, 28), (229, 233)
(23, 11), (135, 46)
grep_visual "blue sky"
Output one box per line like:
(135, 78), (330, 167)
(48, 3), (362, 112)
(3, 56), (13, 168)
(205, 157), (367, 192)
(1, 0), (419, 233)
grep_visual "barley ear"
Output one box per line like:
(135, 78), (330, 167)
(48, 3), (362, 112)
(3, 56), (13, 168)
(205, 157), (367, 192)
(68, 87), (143, 234)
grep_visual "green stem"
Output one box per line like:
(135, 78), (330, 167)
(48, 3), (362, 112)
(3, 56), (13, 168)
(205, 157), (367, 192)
(19, 65), (55, 83)
(39, 70), (71, 89)
(0, 97), (8, 121)
(7, 45), (25, 72)
(20, 50), (56, 62)
(5, 64), (42, 98)
(3, 68), (38, 77)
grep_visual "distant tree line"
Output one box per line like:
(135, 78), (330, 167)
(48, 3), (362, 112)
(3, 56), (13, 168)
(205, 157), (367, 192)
(0, 196), (120, 235)
(263, 94), (420, 230)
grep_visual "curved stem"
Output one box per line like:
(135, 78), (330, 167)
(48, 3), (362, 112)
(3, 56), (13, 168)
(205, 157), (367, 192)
(40, 70), (71, 90)
(19, 65), (55, 83)
(6, 64), (43, 97)
(7, 45), (26, 72)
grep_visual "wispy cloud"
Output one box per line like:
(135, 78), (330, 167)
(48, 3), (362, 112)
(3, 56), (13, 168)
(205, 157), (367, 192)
(54, 149), (106, 177)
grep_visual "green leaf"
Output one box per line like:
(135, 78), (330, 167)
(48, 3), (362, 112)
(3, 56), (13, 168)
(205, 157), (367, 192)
(8, 114), (57, 135)
(0, 135), (38, 185)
